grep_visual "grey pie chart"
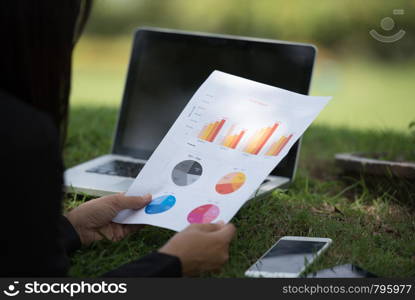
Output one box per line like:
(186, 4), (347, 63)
(171, 160), (203, 186)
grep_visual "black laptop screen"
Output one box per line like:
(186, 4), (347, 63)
(113, 29), (315, 178)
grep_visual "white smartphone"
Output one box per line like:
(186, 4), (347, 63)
(245, 236), (332, 278)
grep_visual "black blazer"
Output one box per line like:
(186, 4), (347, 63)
(0, 90), (181, 277)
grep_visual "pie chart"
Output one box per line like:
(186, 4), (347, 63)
(145, 195), (176, 214)
(171, 160), (203, 186)
(215, 172), (246, 194)
(187, 204), (220, 224)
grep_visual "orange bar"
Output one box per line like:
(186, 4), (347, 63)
(245, 128), (266, 153)
(222, 124), (236, 146)
(253, 123), (279, 155)
(251, 127), (270, 154)
(243, 135), (255, 152)
(229, 136), (237, 147)
(208, 119), (226, 142)
(274, 134), (293, 156)
(200, 123), (215, 140)
(230, 130), (245, 149)
(266, 141), (278, 155)
(266, 136), (283, 156)
(205, 121), (219, 141)
(222, 135), (233, 147)
(230, 135), (240, 147)
(244, 130), (260, 152)
(265, 144), (274, 156)
(272, 137), (287, 156)
(198, 125), (208, 139)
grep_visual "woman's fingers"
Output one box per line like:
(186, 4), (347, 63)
(214, 223), (236, 243)
(109, 193), (152, 211)
(185, 223), (225, 233)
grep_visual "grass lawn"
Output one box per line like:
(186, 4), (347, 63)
(65, 37), (415, 277)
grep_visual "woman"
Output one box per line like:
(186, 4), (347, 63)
(0, 0), (235, 277)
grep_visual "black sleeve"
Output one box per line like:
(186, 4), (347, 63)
(0, 92), (181, 278)
(103, 252), (182, 277)
(0, 93), (69, 276)
(60, 216), (82, 255)
(61, 214), (182, 277)
(61, 213), (182, 277)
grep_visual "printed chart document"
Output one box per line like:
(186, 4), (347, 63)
(114, 71), (331, 231)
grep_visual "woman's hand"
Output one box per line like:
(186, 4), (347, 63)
(65, 193), (151, 245)
(159, 222), (236, 276)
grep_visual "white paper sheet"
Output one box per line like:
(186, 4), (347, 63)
(113, 71), (331, 231)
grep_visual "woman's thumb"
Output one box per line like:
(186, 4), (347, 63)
(110, 193), (152, 211)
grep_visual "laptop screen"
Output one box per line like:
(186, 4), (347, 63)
(113, 28), (315, 178)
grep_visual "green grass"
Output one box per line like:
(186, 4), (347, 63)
(65, 108), (415, 278)
(64, 37), (415, 277)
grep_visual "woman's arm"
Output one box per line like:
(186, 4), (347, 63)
(60, 216), (82, 255)
(1, 95), (69, 276)
(103, 252), (182, 277)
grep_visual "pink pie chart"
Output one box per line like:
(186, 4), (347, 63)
(187, 204), (220, 224)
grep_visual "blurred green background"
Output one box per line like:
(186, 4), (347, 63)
(71, 0), (415, 133)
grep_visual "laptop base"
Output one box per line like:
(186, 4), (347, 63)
(64, 154), (290, 197)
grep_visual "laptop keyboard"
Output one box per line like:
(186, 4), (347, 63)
(86, 160), (144, 178)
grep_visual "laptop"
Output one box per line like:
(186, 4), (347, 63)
(64, 27), (316, 197)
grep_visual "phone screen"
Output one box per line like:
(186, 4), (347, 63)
(248, 239), (327, 274)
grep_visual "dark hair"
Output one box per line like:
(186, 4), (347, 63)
(0, 0), (92, 147)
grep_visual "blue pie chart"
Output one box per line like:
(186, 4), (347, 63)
(145, 195), (176, 214)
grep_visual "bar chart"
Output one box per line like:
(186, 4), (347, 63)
(265, 134), (293, 156)
(197, 117), (287, 157)
(220, 124), (246, 149)
(243, 123), (279, 155)
(198, 119), (226, 142)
